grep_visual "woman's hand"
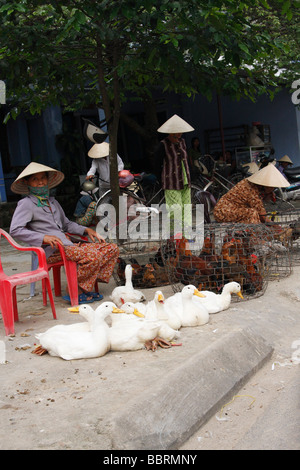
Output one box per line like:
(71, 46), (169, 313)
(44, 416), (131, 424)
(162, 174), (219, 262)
(84, 227), (105, 243)
(43, 235), (64, 248)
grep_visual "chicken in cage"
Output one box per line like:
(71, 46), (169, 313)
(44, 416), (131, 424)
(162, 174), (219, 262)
(267, 209), (300, 267)
(160, 222), (292, 299)
(113, 239), (170, 289)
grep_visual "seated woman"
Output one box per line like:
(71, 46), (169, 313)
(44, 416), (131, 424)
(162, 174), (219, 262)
(213, 163), (289, 224)
(9, 162), (119, 304)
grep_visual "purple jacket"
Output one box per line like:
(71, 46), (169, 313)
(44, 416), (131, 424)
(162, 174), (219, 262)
(9, 195), (86, 258)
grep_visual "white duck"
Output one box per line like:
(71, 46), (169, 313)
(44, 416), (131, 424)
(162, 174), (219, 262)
(193, 281), (243, 314)
(110, 264), (146, 307)
(110, 301), (146, 327)
(33, 305), (95, 338)
(108, 308), (161, 351)
(33, 302), (123, 360)
(144, 290), (182, 331)
(116, 301), (181, 343)
(164, 285), (209, 327)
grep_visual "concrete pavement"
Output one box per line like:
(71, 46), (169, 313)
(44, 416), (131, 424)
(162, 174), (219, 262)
(0, 236), (299, 450)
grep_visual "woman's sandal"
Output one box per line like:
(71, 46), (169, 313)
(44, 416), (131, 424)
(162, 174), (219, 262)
(87, 292), (103, 300)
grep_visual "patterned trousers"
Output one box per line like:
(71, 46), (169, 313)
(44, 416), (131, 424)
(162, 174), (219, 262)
(75, 201), (97, 227)
(47, 241), (119, 292)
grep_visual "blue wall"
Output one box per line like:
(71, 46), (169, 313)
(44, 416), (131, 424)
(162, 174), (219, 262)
(6, 106), (63, 169)
(182, 89), (300, 165)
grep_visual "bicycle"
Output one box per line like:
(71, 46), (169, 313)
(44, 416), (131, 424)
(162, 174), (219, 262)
(128, 172), (212, 223)
(84, 173), (209, 239)
(193, 154), (235, 201)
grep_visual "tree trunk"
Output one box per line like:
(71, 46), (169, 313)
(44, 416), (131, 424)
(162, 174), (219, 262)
(97, 39), (121, 239)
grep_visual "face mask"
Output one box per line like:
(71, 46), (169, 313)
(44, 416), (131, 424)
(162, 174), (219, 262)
(28, 185), (50, 206)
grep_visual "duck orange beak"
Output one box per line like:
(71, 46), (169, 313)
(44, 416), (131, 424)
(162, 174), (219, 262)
(68, 307), (79, 313)
(112, 307), (126, 313)
(237, 291), (244, 299)
(158, 293), (164, 303)
(193, 289), (206, 298)
(133, 308), (145, 318)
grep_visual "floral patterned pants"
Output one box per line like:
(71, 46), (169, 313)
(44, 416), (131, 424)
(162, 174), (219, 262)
(75, 201), (97, 227)
(47, 241), (119, 292)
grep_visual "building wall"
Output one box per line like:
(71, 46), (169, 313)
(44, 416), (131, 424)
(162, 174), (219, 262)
(182, 89), (300, 165)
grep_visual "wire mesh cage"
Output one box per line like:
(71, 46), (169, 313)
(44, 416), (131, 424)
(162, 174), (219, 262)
(160, 223), (292, 301)
(113, 238), (170, 289)
(267, 209), (300, 267)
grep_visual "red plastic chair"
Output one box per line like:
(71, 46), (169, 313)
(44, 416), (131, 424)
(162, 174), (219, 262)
(0, 229), (57, 336)
(30, 233), (98, 307)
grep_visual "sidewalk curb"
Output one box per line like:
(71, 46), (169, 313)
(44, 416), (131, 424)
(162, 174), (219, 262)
(111, 327), (273, 450)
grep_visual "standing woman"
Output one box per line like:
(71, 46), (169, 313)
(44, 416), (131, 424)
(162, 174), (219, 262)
(155, 114), (194, 231)
(9, 162), (119, 304)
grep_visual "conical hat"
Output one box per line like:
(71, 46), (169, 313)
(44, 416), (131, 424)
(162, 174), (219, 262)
(11, 162), (64, 195)
(242, 161), (260, 175)
(247, 163), (290, 188)
(82, 118), (108, 144)
(157, 114), (194, 133)
(278, 154), (293, 164)
(88, 142), (109, 159)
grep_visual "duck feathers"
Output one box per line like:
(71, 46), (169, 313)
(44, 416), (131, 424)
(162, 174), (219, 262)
(110, 264), (146, 307)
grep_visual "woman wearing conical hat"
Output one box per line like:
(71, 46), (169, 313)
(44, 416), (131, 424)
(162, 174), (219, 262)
(277, 155), (293, 176)
(213, 163), (289, 224)
(155, 114), (194, 231)
(85, 141), (124, 197)
(9, 162), (119, 304)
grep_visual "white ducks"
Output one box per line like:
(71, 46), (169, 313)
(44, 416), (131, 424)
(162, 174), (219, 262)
(123, 301), (180, 342)
(194, 281), (243, 314)
(109, 301), (179, 350)
(110, 301), (146, 327)
(108, 307), (160, 351)
(33, 302), (122, 360)
(110, 264), (146, 307)
(164, 285), (209, 327)
(145, 290), (182, 331)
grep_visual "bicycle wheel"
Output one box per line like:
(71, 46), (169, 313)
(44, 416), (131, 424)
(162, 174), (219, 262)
(228, 172), (245, 185)
(203, 176), (231, 201)
(190, 183), (216, 223)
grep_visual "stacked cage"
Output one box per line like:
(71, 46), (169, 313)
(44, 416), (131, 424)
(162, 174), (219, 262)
(160, 223), (289, 301)
(113, 239), (170, 289)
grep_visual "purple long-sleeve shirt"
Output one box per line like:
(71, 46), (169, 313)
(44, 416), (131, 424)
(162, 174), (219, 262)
(10, 195), (86, 258)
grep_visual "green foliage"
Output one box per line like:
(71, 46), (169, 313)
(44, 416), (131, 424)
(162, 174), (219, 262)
(1, 0), (298, 123)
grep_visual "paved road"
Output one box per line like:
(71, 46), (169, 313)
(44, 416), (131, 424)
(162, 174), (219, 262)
(180, 357), (300, 450)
